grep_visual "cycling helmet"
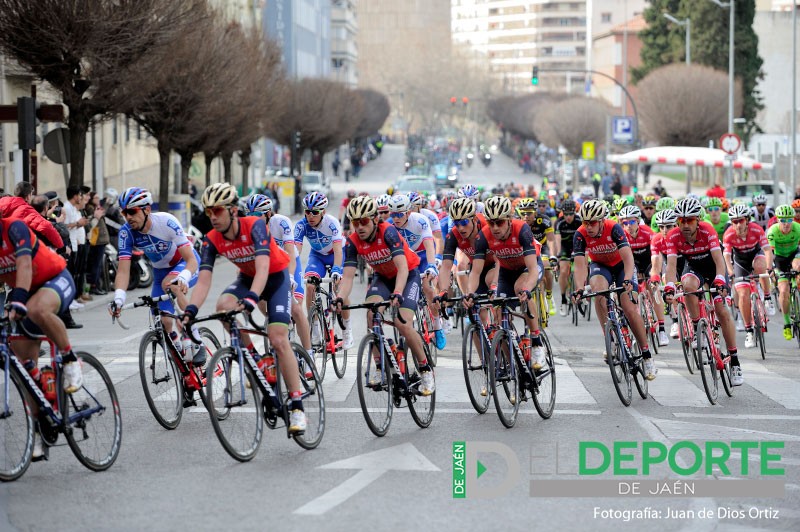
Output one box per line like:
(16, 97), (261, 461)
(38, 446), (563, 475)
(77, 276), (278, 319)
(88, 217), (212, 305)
(656, 197), (675, 211)
(517, 197), (537, 211)
(642, 195), (658, 207)
(429, 198), (441, 212)
(561, 200), (577, 214)
(700, 196), (710, 207)
(302, 191), (328, 210)
(458, 184), (479, 199)
(580, 199), (608, 221)
(618, 205), (641, 220)
(728, 203), (751, 220)
(246, 194), (273, 215)
(389, 194), (411, 213)
(105, 187), (119, 203)
(449, 197), (477, 220)
(721, 198), (730, 210)
(706, 197), (723, 208)
(484, 196), (513, 220)
(775, 204), (794, 219)
(674, 197), (703, 218)
(686, 193), (700, 201)
(407, 191), (425, 208)
(612, 198), (627, 215)
(119, 187), (153, 209)
(624, 195), (635, 205)
(792, 199), (800, 210)
(376, 193), (391, 213)
(347, 189), (356, 198)
(580, 186), (595, 199)
(201, 183), (238, 208)
(654, 209), (678, 226)
(347, 196), (378, 219)
(753, 193), (768, 205)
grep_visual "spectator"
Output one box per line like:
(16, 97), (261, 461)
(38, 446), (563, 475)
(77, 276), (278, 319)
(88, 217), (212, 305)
(188, 179), (198, 200)
(706, 182), (726, 198)
(0, 181), (64, 250)
(592, 172), (601, 198)
(611, 176), (623, 196)
(63, 185), (89, 309)
(342, 151), (352, 182)
(653, 180), (667, 197)
(601, 171), (613, 198)
(332, 150), (340, 177)
(77, 186), (92, 301)
(85, 192), (110, 295)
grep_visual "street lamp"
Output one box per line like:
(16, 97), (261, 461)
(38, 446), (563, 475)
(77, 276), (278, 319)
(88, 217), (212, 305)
(663, 13), (691, 65)
(709, 0), (735, 186)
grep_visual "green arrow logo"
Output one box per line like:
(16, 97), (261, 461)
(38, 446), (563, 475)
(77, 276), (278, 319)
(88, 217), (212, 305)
(477, 460), (487, 479)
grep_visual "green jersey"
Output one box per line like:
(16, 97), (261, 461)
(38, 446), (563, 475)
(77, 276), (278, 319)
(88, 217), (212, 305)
(767, 222), (800, 257)
(704, 212), (730, 241)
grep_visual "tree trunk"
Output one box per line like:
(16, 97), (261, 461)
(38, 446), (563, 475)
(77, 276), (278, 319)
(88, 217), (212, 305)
(204, 151), (215, 187)
(67, 109), (89, 187)
(309, 149), (323, 171)
(158, 142), (170, 212)
(222, 152), (232, 183)
(240, 147), (251, 194)
(177, 150), (191, 194)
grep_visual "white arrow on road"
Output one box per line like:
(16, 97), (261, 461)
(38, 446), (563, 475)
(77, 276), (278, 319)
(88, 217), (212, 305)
(293, 443), (440, 516)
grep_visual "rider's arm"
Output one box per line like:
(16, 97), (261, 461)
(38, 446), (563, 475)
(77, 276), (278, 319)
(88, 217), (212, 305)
(665, 255), (678, 286)
(422, 238), (436, 271)
(711, 248), (726, 279)
(332, 239), (344, 273)
(466, 230), (489, 294)
(177, 243), (199, 277)
(392, 255), (409, 296)
(619, 246), (636, 283)
(572, 230), (588, 289)
(723, 251), (735, 277)
(339, 239), (358, 301)
(9, 222), (33, 292)
(114, 225), (133, 296)
(437, 232), (458, 293)
(286, 242), (297, 277)
(552, 222), (562, 257)
(292, 219), (305, 255)
(187, 235), (218, 310)
(522, 252), (540, 292)
(437, 259), (454, 293)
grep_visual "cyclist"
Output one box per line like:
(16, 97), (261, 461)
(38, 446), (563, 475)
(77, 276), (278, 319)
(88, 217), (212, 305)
(183, 183), (306, 434)
(751, 194), (775, 231)
(723, 203), (774, 349)
(336, 196), (435, 396)
(618, 205), (668, 346)
(641, 195), (658, 226)
(389, 194), (445, 349)
(465, 196), (546, 372)
(246, 194), (312, 355)
(553, 199), (582, 316)
(704, 197), (730, 241)
(571, 200), (656, 380)
(459, 184), (484, 213)
(294, 192), (353, 349)
(376, 193), (392, 223)
(408, 191), (444, 266)
(663, 197), (742, 386)
(108, 187), (203, 364)
(792, 199), (800, 225)
(766, 204), (800, 341)
(652, 197), (676, 232)
(518, 197), (557, 316)
(650, 209), (681, 339)
(339, 189), (356, 236)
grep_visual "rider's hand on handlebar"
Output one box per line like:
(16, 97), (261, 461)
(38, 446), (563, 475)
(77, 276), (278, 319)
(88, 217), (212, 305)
(464, 292), (477, 308)
(390, 292), (404, 308)
(518, 289), (532, 303)
(663, 282), (676, 303)
(571, 288), (584, 304)
(181, 304), (198, 327)
(240, 291), (259, 313)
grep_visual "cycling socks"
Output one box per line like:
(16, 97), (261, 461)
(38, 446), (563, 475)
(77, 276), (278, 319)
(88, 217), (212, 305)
(642, 348), (652, 359)
(658, 320), (665, 332)
(62, 346), (77, 363)
(290, 390), (304, 411)
(729, 348), (739, 367)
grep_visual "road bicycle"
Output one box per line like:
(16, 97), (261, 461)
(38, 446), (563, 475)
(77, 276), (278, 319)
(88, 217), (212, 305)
(113, 293), (222, 429)
(673, 287), (698, 374)
(188, 309), (325, 461)
(0, 317), (122, 481)
(566, 264), (591, 326)
(458, 299), (493, 414)
(343, 300), (435, 437)
(638, 278), (660, 355)
(306, 275), (347, 380)
(415, 292), (438, 367)
(734, 273), (770, 360)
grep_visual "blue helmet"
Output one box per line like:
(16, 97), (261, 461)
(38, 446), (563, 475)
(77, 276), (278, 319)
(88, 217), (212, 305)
(119, 187), (152, 209)
(407, 191), (425, 208)
(246, 194), (273, 215)
(303, 191), (328, 211)
(458, 184), (479, 199)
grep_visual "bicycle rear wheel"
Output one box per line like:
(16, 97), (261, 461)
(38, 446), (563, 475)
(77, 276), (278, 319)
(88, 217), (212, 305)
(677, 304), (695, 374)
(406, 334), (435, 428)
(138, 331), (182, 430)
(308, 306), (327, 382)
(195, 328), (227, 420)
(751, 295), (766, 360)
(792, 289), (800, 349)
(642, 295), (659, 355)
(356, 334), (393, 436)
(631, 344), (649, 400)
(205, 347), (263, 462)
(462, 323), (490, 414)
(0, 366), (33, 482)
(695, 320), (719, 405)
(417, 306), (437, 367)
(488, 331), (520, 428)
(532, 331), (556, 419)
(289, 345), (325, 450)
(63, 352), (122, 472)
(605, 321), (632, 407)
(331, 315), (348, 379)
(721, 357), (733, 398)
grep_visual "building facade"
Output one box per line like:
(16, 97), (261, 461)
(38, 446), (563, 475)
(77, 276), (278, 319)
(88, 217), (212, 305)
(331, 0), (359, 87)
(591, 15), (644, 115)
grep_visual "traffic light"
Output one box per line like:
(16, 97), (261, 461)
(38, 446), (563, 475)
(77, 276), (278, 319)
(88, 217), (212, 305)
(531, 66), (539, 86)
(462, 97), (469, 106)
(294, 130), (302, 149)
(450, 96), (457, 106)
(17, 96), (39, 150)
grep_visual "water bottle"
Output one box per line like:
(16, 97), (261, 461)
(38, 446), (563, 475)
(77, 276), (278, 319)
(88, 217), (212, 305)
(40, 366), (57, 403)
(181, 337), (194, 362)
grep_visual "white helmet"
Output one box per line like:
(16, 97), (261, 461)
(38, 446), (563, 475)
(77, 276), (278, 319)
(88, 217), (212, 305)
(654, 209), (678, 226)
(579, 199), (608, 221)
(376, 193), (391, 213)
(484, 196), (513, 220)
(389, 194), (411, 213)
(728, 203), (751, 220)
(618, 205), (641, 220)
(674, 197), (703, 218)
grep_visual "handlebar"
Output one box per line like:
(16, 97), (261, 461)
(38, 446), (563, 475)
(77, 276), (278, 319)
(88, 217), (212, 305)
(339, 300), (407, 324)
(183, 306), (265, 344)
(733, 273), (771, 283)
(112, 293), (173, 330)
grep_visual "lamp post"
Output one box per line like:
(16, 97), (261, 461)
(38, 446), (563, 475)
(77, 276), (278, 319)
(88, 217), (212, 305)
(709, 0), (735, 186)
(663, 13), (691, 65)
(792, 1), (797, 197)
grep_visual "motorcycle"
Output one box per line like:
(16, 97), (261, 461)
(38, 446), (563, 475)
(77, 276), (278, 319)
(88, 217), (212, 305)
(482, 152), (492, 168)
(466, 152), (474, 168)
(103, 245), (152, 291)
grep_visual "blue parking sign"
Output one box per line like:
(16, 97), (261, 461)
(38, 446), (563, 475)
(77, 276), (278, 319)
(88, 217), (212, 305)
(612, 116), (635, 145)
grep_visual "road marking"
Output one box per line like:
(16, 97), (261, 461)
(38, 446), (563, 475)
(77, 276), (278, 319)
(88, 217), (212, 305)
(649, 418), (800, 441)
(648, 365), (709, 407)
(293, 443), (439, 516)
(320, 355), (356, 402)
(187, 406), (601, 415)
(743, 361), (800, 409)
(673, 413), (800, 420)
(553, 357), (597, 404)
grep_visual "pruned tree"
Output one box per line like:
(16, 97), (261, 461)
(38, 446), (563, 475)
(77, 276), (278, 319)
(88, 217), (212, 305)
(488, 92), (567, 142)
(534, 97), (609, 157)
(352, 89), (390, 141)
(0, 0), (207, 187)
(638, 63), (742, 146)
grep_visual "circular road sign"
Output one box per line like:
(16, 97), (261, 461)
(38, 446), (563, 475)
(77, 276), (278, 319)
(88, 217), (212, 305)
(720, 133), (741, 155)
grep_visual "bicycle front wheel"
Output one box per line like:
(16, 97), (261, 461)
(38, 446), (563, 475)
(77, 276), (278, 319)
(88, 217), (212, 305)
(631, 344), (649, 400)
(752, 294), (766, 360)
(356, 334), (393, 436)
(206, 348), (263, 462)
(695, 320), (719, 405)
(0, 366), (33, 482)
(677, 304), (695, 374)
(489, 331), (520, 428)
(138, 331), (182, 430)
(63, 352), (122, 472)
(195, 328), (227, 420)
(605, 321), (632, 407)
(792, 289), (800, 349)
(308, 306), (327, 382)
(462, 323), (490, 414)
(406, 333), (435, 428)
(332, 314), (348, 379)
(290, 345), (325, 450)
(532, 331), (556, 419)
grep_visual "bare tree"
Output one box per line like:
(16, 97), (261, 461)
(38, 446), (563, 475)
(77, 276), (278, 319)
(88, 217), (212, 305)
(0, 0), (207, 186)
(637, 63), (743, 146)
(488, 93), (567, 142)
(352, 89), (390, 141)
(534, 97), (609, 157)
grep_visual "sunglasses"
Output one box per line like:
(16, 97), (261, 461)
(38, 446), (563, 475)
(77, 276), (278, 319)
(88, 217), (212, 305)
(756, 204), (767, 207)
(643, 206), (655, 210)
(452, 218), (471, 227)
(122, 207), (142, 216)
(204, 206), (227, 217)
(779, 218), (794, 224)
(487, 219), (508, 227)
(351, 217), (372, 227)
(706, 207), (721, 212)
(305, 209), (323, 215)
(678, 217), (698, 225)
(621, 219), (638, 226)
(519, 210), (536, 215)
(390, 212), (406, 219)
(582, 220), (601, 227)
(731, 218), (748, 225)
(658, 224), (677, 231)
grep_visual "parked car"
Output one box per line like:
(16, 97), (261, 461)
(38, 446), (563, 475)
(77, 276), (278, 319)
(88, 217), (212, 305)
(301, 171), (331, 197)
(394, 174), (437, 198)
(726, 181), (787, 207)
(432, 163), (459, 188)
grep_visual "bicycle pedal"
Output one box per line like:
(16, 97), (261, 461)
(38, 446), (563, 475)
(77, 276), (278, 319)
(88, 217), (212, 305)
(183, 397), (197, 408)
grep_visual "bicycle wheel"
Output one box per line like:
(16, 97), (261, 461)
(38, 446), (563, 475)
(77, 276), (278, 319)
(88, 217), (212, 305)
(356, 334), (393, 436)
(752, 294), (766, 360)
(631, 343), (649, 400)
(641, 295), (659, 355)
(532, 331), (556, 419)
(695, 320), (719, 405)
(290, 345), (326, 450)
(331, 314), (348, 379)
(721, 357), (733, 398)
(488, 330), (520, 428)
(205, 347), (263, 462)
(308, 306), (327, 382)
(406, 333), (435, 428)
(462, 323), (490, 414)
(62, 352), (122, 472)
(418, 306), (437, 367)
(138, 331), (182, 430)
(677, 304), (695, 374)
(0, 366), (33, 482)
(195, 328), (227, 420)
(571, 299), (578, 326)
(605, 321), (632, 407)
(792, 289), (800, 349)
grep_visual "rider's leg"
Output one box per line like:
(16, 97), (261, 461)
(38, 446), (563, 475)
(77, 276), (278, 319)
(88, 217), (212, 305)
(681, 274), (701, 319)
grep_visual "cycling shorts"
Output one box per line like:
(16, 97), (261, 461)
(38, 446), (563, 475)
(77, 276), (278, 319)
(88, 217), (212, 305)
(19, 269), (76, 339)
(366, 269), (421, 313)
(305, 250), (342, 279)
(152, 248), (201, 313)
(222, 269), (292, 326)
(589, 261), (639, 293)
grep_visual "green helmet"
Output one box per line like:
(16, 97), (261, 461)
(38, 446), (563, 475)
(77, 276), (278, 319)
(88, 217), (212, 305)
(731, 198), (747, 207)
(706, 197), (723, 208)
(776, 204), (794, 218)
(624, 195), (635, 205)
(602, 200), (613, 215)
(613, 198), (627, 214)
(656, 197), (675, 211)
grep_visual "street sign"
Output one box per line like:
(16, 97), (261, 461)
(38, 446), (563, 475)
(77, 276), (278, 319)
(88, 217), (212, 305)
(43, 127), (70, 164)
(612, 116), (636, 144)
(582, 141), (595, 160)
(720, 133), (741, 155)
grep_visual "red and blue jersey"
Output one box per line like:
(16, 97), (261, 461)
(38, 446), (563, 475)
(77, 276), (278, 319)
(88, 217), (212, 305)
(344, 222), (420, 278)
(573, 219), (629, 267)
(200, 216), (289, 277)
(474, 218), (539, 270)
(0, 219), (67, 288)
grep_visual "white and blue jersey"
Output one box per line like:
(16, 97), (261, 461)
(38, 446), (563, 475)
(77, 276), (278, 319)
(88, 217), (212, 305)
(439, 215), (451, 239)
(295, 213), (344, 277)
(419, 208), (443, 235)
(268, 213), (304, 300)
(396, 212), (434, 271)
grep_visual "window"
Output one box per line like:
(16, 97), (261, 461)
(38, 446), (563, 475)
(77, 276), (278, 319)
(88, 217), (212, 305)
(601, 13), (611, 23)
(136, 122), (141, 140)
(112, 117), (117, 145)
(125, 117), (130, 142)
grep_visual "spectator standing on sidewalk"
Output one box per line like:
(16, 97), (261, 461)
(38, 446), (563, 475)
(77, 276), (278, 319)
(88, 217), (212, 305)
(342, 152), (352, 182)
(63, 185), (89, 309)
(85, 192), (110, 295)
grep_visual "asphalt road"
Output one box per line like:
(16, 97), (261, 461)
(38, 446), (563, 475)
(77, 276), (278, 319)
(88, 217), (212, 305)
(1, 145), (798, 532)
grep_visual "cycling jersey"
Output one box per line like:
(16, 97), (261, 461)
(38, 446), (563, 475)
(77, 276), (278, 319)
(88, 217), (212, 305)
(624, 224), (655, 274)
(118, 212), (191, 269)
(439, 214), (451, 237)
(419, 208), (443, 235)
(573, 219), (629, 267)
(751, 206), (775, 231)
(475, 201), (485, 214)
(664, 221), (720, 268)
(442, 215), (495, 266)
(526, 215), (553, 245)
(537, 206), (557, 220)
(294, 214), (343, 255)
(555, 216), (582, 257)
(200, 216), (289, 276)
(268, 213), (304, 299)
(394, 212), (433, 255)
(473, 219), (539, 270)
(344, 222), (420, 278)
(723, 222), (768, 258)
(0, 219), (67, 289)
(766, 221), (800, 258)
